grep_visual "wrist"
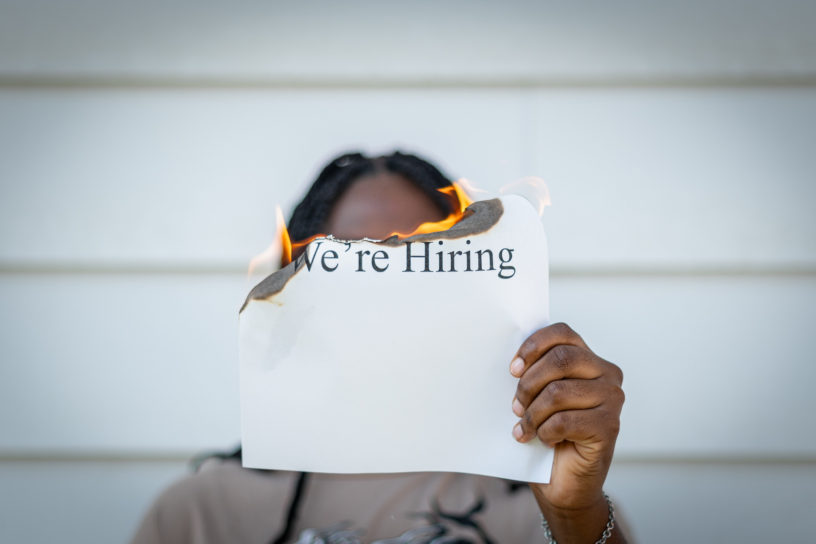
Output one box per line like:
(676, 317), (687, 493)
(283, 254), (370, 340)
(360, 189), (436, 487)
(534, 489), (612, 544)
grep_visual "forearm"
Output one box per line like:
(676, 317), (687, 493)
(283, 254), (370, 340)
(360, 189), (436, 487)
(532, 486), (627, 544)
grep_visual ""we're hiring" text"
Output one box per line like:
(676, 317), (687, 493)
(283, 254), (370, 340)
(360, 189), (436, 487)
(298, 240), (517, 279)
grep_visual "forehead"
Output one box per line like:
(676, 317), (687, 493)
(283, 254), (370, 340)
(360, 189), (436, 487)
(323, 172), (447, 240)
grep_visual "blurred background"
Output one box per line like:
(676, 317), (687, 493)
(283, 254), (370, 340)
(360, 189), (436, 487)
(1, 1), (815, 542)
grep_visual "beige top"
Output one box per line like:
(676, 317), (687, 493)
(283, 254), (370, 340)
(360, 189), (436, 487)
(130, 458), (549, 544)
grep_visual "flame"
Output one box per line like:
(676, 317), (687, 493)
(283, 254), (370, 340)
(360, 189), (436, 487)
(289, 233), (326, 259)
(278, 207), (292, 266)
(247, 207), (291, 277)
(249, 177), (551, 273)
(386, 179), (474, 239)
(252, 180), (476, 270)
(448, 179), (475, 213)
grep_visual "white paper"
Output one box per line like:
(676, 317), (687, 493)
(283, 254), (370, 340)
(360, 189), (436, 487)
(240, 195), (552, 483)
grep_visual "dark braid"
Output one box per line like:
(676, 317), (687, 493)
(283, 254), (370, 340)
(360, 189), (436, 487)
(385, 152), (455, 214)
(287, 151), (456, 243)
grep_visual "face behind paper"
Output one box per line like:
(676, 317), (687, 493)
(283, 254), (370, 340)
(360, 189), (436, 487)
(307, 171), (450, 254)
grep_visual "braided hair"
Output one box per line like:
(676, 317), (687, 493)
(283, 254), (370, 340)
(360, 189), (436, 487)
(287, 151), (457, 243)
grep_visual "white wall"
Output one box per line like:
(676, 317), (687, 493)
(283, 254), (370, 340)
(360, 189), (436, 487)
(1, 1), (815, 542)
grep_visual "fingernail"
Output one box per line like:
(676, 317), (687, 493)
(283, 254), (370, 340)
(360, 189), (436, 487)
(510, 357), (524, 377)
(512, 398), (523, 417)
(512, 422), (524, 441)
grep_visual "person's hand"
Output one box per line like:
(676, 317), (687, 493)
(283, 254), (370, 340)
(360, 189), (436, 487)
(510, 323), (625, 542)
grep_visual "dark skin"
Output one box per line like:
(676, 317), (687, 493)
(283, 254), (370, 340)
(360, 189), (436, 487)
(322, 172), (627, 544)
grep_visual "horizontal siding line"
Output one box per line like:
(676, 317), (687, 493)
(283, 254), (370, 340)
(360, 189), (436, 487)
(0, 451), (814, 466)
(612, 454), (816, 466)
(552, 266), (816, 279)
(0, 261), (248, 276)
(1, 74), (816, 91)
(0, 262), (815, 278)
(0, 452), (196, 463)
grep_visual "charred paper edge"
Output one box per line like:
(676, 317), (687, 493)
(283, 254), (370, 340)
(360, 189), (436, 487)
(240, 198), (504, 313)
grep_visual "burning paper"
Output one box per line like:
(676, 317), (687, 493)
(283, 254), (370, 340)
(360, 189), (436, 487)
(240, 193), (552, 483)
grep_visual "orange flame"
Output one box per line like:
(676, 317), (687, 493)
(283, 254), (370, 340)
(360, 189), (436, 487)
(252, 180), (475, 270)
(247, 207), (291, 277)
(386, 179), (474, 240)
(248, 177), (552, 273)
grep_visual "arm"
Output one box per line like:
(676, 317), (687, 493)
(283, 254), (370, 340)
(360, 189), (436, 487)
(511, 323), (627, 543)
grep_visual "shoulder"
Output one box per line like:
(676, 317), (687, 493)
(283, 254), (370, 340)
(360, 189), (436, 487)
(130, 459), (295, 544)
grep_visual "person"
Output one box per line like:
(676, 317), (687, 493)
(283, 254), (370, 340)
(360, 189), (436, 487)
(131, 151), (627, 544)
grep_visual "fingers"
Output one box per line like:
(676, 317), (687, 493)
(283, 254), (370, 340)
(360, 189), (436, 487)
(512, 380), (625, 445)
(515, 406), (622, 449)
(510, 323), (589, 378)
(510, 323), (625, 449)
(513, 345), (611, 407)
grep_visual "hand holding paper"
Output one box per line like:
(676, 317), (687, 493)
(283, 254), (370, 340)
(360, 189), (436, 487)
(240, 191), (623, 500)
(510, 322), (625, 529)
